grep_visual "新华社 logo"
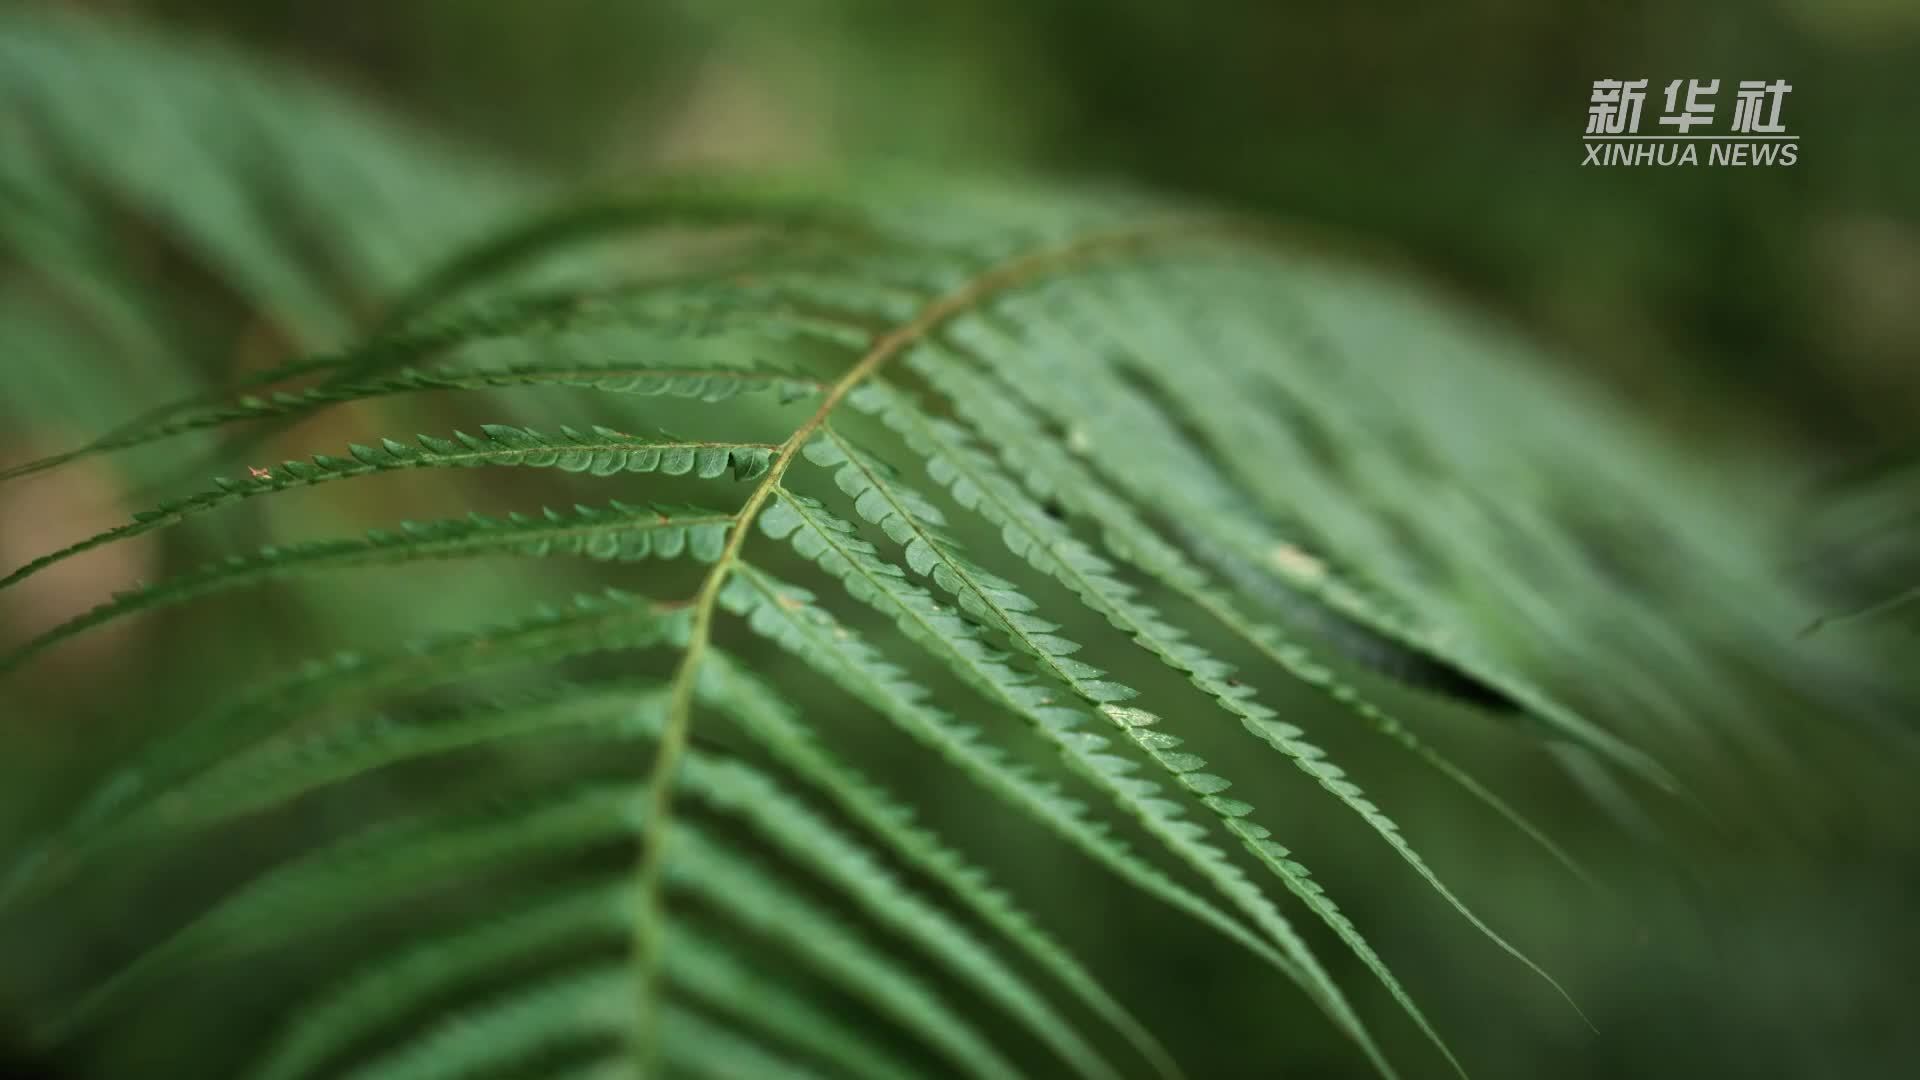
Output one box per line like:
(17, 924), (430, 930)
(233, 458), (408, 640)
(1584, 79), (1797, 167)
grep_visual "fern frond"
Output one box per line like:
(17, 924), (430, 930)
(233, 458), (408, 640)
(24, 682), (951, 1077)
(9, 60), (1843, 1072)
(0, 6), (533, 349)
(41, 784), (649, 1042)
(3, 594), (688, 908)
(272, 927), (908, 1080)
(646, 808), (1032, 1080)
(718, 564), (1303, 976)
(839, 376), (1584, 1022)
(0, 286), (859, 487)
(882, 353), (1594, 883)
(0, 503), (732, 674)
(801, 427), (1479, 1072)
(322, 967), (633, 1080)
(0, 427), (772, 593)
(249, 880), (926, 1080)
(625, 224), (1204, 1067)
(752, 491), (1400, 1074)
(697, 650), (1187, 1080)
(654, 932), (932, 1080)
(372, 182), (887, 329)
(110, 673), (1089, 1080)
(689, 730), (1124, 1080)
(47, 777), (1017, 1079)
(152, 682), (676, 838)
(943, 297), (1679, 792)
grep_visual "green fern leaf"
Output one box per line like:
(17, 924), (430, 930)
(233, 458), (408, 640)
(884, 352), (1594, 884)
(0, 427), (773, 593)
(696, 650), (1186, 1080)
(8, 56), (1848, 1073)
(718, 563), (1304, 976)
(752, 491), (1400, 1074)
(0, 503), (733, 674)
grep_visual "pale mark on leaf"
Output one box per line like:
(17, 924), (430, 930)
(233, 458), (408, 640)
(1266, 542), (1327, 584)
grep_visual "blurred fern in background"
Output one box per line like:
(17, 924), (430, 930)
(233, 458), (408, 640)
(2, 4), (1916, 1079)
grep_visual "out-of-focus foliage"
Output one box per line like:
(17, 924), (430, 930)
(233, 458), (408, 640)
(1, 3), (1915, 1079)
(129, 0), (1920, 450)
